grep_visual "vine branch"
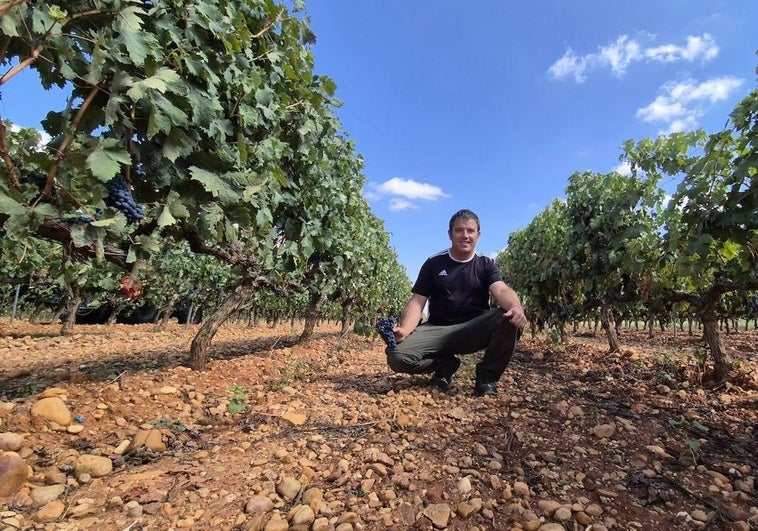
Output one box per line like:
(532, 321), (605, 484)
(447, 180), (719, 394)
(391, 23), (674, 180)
(42, 82), (104, 200)
(0, 0), (26, 19)
(252, 8), (285, 38)
(0, 42), (44, 86)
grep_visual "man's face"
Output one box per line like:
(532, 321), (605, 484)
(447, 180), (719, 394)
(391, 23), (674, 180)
(448, 218), (480, 258)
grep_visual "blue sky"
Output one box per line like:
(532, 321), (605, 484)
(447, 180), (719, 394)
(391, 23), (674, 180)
(2, 1), (757, 283)
(304, 0), (758, 280)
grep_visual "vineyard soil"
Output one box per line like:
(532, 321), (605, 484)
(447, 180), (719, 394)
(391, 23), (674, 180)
(0, 320), (756, 530)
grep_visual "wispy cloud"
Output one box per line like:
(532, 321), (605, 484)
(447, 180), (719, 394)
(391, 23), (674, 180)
(368, 177), (450, 211)
(388, 198), (415, 211)
(548, 33), (719, 83)
(636, 76), (744, 133)
(376, 177), (449, 200)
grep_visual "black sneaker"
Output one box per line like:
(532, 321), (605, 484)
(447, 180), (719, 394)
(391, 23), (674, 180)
(429, 356), (461, 391)
(474, 381), (498, 396)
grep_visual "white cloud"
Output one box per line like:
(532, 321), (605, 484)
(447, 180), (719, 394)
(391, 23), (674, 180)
(548, 33), (719, 83)
(368, 177), (449, 210)
(636, 76), (744, 133)
(645, 34), (719, 63)
(388, 198), (415, 211)
(599, 35), (643, 77)
(377, 177), (449, 200)
(547, 48), (590, 83)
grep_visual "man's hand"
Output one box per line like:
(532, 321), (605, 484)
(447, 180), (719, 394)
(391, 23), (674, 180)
(392, 326), (410, 344)
(503, 305), (527, 329)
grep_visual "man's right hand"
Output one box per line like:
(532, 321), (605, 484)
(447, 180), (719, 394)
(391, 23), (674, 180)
(392, 326), (409, 344)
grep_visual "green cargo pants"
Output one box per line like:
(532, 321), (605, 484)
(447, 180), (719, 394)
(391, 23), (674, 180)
(385, 308), (521, 382)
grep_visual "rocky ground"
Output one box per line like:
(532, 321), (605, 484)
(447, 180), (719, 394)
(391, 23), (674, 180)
(0, 319), (756, 531)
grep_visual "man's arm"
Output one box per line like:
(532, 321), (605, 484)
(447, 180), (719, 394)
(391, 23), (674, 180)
(393, 293), (428, 343)
(489, 281), (527, 329)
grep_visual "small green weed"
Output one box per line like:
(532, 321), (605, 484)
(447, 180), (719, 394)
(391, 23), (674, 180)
(653, 352), (680, 383)
(228, 383), (252, 415)
(668, 417), (709, 464)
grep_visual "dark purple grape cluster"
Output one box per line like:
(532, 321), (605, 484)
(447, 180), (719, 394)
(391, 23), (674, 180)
(376, 316), (397, 349)
(20, 171), (46, 190)
(20, 171), (54, 202)
(104, 170), (144, 223)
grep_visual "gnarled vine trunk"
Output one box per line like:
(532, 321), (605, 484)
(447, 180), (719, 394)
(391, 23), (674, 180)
(600, 301), (620, 352)
(155, 295), (179, 332)
(701, 303), (731, 382)
(60, 248), (80, 336)
(299, 291), (326, 343)
(340, 299), (354, 336)
(190, 282), (254, 370)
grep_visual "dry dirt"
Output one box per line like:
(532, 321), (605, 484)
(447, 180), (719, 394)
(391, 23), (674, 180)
(0, 319), (757, 531)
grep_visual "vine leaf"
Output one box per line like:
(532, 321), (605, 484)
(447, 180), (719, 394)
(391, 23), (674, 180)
(87, 139), (132, 180)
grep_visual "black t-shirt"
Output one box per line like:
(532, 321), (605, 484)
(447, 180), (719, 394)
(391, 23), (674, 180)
(412, 250), (503, 325)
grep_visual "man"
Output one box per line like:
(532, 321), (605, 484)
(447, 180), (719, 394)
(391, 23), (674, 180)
(386, 209), (526, 396)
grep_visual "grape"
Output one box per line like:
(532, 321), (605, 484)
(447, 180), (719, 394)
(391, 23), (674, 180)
(104, 171), (144, 223)
(20, 171), (54, 202)
(20, 171), (46, 191)
(375, 316), (397, 349)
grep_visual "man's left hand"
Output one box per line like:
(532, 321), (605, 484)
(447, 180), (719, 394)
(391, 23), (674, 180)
(503, 306), (527, 329)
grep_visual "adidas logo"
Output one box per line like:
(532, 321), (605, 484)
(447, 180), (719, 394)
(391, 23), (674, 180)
(438, 269), (448, 276)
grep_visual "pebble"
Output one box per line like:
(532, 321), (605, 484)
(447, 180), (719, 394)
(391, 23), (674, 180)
(74, 455), (113, 479)
(30, 397), (72, 426)
(0, 432), (25, 452)
(0, 454), (30, 496)
(32, 500), (65, 522)
(276, 477), (302, 500)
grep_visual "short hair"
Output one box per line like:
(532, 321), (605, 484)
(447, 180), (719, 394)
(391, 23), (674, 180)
(448, 209), (480, 232)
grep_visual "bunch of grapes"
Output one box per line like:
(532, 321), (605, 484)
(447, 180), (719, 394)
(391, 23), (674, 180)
(375, 316), (397, 349)
(20, 171), (54, 202)
(20, 171), (46, 190)
(104, 170), (144, 223)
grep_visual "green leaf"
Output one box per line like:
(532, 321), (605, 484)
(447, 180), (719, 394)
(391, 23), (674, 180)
(156, 205), (177, 227)
(90, 218), (117, 228)
(190, 167), (224, 197)
(718, 240), (741, 261)
(86, 139), (132, 180)
(255, 88), (275, 106)
(0, 194), (26, 216)
(166, 191), (190, 218)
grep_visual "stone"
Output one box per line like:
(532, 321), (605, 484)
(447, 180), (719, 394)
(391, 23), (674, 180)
(282, 411), (307, 426)
(32, 500), (66, 522)
(245, 495), (275, 514)
(30, 484), (66, 506)
(423, 503), (451, 529)
(0, 432), (25, 452)
(457, 501), (479, 518)
(276, 477), (301, 501)
(74, 455), (113, 479)
(290, 504), (315, 526)
(30, 397), (72, 426)
(592, 423), (616, 438)
(513, 481), (530, 498)
(0, 454), (30, 496)
(130, 429), (166, 452)
(457, 476), (472, 494)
